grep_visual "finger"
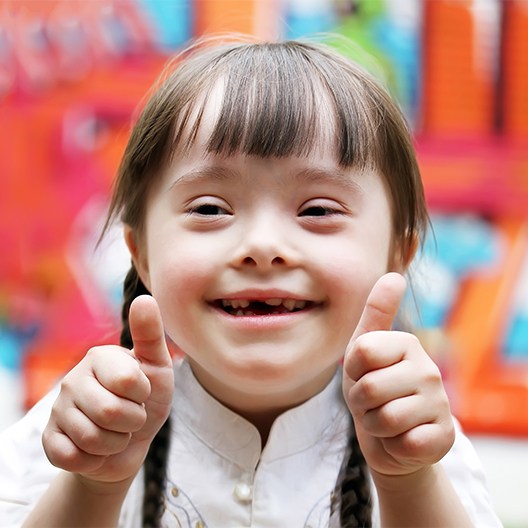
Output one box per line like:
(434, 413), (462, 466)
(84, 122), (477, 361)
(380, 421), (455, 467)
(90, 347), (151, 404)
(344, 331), (421, 383)
(351, 272), (407, 341)
(54, 406), (132, 456)
(43, 425), (108, 474)
(71, 377), (148, 433)
(359, 394), (439, 438)
(346, 357), (418, 414)
(129, 295), (172, 369)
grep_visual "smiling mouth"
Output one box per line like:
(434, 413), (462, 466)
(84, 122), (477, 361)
(215, 298), (316, 317)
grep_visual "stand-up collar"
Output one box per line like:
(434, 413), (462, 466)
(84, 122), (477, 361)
(172, 359), (350, 472)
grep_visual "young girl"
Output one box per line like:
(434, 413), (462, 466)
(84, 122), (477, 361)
(0, 36), (500, 527)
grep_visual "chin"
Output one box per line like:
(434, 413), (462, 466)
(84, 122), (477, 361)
(226, 354), (303, 383)
(226, 354), (338, 394)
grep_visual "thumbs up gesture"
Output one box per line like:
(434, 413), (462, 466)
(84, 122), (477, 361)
(42, 295), (174, 487)
(343, 273), (455, 478)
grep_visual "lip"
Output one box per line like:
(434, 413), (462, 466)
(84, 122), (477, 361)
(208, 302), (320, 330)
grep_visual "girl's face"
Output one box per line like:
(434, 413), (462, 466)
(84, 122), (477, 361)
(126, 97), (404, 414)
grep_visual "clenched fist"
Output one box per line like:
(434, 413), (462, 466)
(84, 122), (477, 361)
(42, 295), (174, 485)
(343, 273), (455, 479)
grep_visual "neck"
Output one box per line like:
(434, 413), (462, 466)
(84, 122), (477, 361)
(187, 359), (339, 446)
(235, 407), (285, 446)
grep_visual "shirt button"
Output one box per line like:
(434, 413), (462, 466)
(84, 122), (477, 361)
(233, 482), (252, 502)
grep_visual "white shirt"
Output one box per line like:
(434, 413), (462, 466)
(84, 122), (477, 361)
(0, 359), (502, 527)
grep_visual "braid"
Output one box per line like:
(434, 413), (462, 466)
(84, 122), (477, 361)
(332, 424), (372, 527)
(119, 264), (172, 527)
(142, 419), (172, 527)
(120, 264), (150, 349)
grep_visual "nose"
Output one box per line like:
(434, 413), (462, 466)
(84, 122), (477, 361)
(231, 213), (296, 271)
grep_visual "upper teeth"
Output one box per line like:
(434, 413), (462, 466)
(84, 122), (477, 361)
(221, 299), (307, 311)
(222, 299), (250, 309)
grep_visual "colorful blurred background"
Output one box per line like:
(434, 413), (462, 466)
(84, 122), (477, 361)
(1, 0), (527, 525)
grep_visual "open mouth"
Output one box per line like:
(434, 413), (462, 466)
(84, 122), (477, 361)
(215, 298), (316, 317)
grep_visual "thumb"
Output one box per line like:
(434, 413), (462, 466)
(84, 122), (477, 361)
(351, 272), (407, 341)
(129, 295), (172, 369)
(129, 295), (174, 443)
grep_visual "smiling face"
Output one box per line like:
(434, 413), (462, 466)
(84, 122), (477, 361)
(126, 104), (402, 413)
(113, 41), (427, 416)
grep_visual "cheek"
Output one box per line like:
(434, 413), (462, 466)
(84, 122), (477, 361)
(313, 237), (392, 335)
(146, 244), (213, 333)
(326, 262), (373, 324)
(147, 231), (214, 291)
(151, 270), (208, 351)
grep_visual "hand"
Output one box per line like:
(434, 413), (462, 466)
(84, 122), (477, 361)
(343, 273), (455, 478)
(42, 295), (174, 488)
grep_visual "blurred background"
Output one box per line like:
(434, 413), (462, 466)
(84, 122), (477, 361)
(0, 0), (527, 525)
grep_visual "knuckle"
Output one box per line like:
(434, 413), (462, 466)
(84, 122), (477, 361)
(93, 398), (147, 433)
(112, 375), (136, 398)
(111, 365), (150, 402)
(77, 428), (129, 455)
(424, 363), (443, 385)
(397, 429), (428, 456)
(113, 364), (141, 389)
(49, 450), (76, 469)
(353, 334), (376, 363)
(43, 434), (80, 470)
(59, 374), (78, 396)
(357, 375), (379, 403)
(393, 424), (452, 464)
(77, 426), (102, 449)
(378, 405), (400, 432)
(95, 400), (124, 428)
(85, 346), (104, 361)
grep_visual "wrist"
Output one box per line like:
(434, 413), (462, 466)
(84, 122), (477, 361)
(370, 464), (440, 495)
(370, 463), (473, 527)
(72, 472), (135, 498)
(22, 471), (134, 527)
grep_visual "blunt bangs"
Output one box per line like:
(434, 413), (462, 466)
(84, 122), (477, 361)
(168, 40), (391, 169)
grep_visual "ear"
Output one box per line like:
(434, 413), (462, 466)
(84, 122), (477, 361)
(389, 232), (419, 273)
(124, 225), (151, 291)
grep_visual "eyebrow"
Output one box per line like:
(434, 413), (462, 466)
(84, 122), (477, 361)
(169, 164), (365, 194)
(291, 167), (365, 194)
(169, 166), (235, 189)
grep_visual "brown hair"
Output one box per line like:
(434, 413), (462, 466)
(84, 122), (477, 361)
(105, 35), (429, 527)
